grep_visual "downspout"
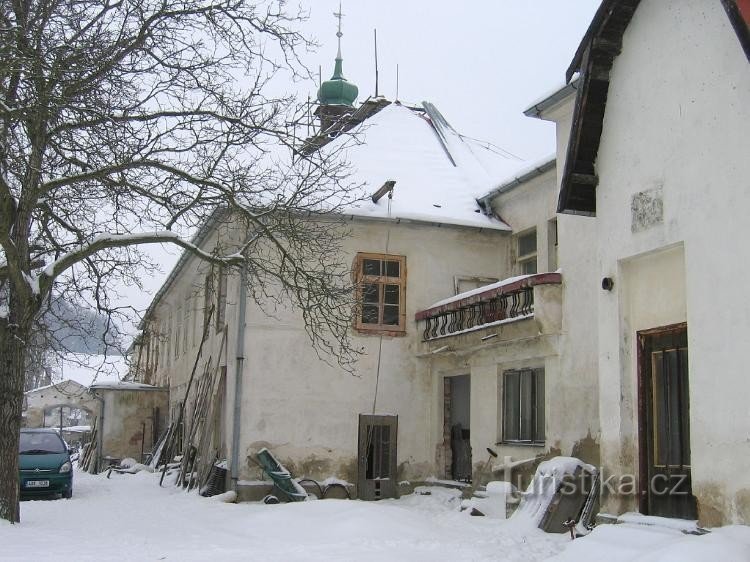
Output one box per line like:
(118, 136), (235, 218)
(230, 265), (247, 491)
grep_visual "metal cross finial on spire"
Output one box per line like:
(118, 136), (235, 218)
(334, 2), (344, 58)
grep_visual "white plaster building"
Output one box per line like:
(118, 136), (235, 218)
(131, 1), (749, 527)
(552, 0), (750, 526)
(130, 65), (523, 498)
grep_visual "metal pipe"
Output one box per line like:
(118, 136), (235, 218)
(230, 265), (248, 490)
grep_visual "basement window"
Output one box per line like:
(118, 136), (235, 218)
(354, 253), (406, 334)
(502, 368), (545, 445)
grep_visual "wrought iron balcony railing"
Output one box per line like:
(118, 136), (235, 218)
(415, 273), (562, 341)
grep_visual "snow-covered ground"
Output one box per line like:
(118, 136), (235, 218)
(1, 471), (749, 561)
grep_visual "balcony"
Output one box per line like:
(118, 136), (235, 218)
(415, 273), (562, 342)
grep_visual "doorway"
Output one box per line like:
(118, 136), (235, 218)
(357, 414), (398, 500)
(638, 324), (697, 519)
(444, 375), (471, 482)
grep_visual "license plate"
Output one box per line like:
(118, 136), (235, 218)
(26, 480), (50, 488)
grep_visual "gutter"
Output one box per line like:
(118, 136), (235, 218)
(477, 158), (556, 208)
(523, 79), (580, 119)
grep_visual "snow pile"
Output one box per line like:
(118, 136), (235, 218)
(320, 477), (351, 487)
(550, 522), (750, 562)
(209, 490), (237, 503)
(119, 458), (138, 469)
(0, 473), (566, 560)
(461, 481), (517, 519)
(511, 457), (596, 528)
(3, 469), (748, 561)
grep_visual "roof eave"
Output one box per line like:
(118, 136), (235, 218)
(477, 158), (556, 206)
(557, 0), (640, 215)
(523, 80), (580, 120)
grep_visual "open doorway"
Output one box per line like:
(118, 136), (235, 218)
(443, 375), (471, 482)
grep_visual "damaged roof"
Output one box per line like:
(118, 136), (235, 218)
(322, 101), (517, 230)
(558, 0), (750, 216)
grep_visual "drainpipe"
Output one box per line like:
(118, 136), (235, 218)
(230, 265), (247, 491)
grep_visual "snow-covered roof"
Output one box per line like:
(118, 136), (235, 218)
(325, 102), (517, 230)
(90, 380), (161, 391)
(50, 353), (129, 388)
(25, 379), (87, 395)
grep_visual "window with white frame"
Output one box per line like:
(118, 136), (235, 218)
(516, 229), (537, 275)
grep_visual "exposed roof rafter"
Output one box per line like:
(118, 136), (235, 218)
(558, 0), (749, 216)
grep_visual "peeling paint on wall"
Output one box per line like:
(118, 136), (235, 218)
(630, 186), (664, 233)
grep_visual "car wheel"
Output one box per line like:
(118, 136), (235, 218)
(63, 489), (72, 499)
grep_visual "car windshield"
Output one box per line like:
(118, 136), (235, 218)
(19, 432), (66, 454)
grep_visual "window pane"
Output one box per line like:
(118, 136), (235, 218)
(521, 259), (537, 275)
(363, 259), (382, 276)
(384, 284), (399, 305)
(362, 283), (379, 303)
(503, 371), (520, 441)
(385, 260), (400, 278)
(534, 369), (545, 442)
(519, 371), (533, 441)
(518, 231), (537, 257)
(383, 305), (399, 325)
(379, 425), (391, 478)
(361, 304), (379, 324)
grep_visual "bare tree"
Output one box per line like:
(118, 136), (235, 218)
(0, 0), (361, 522)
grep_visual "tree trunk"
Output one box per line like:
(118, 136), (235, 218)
(0, 318), (30, 523)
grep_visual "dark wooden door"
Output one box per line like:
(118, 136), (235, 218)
(639, 325), (697, 519)
(357, 414), (398, 500)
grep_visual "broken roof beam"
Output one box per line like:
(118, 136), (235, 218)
(371, 180), (396, 203)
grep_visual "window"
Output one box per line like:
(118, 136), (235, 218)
(354, 253), (406, 333)
(516, 229), (537, 275)
(502, 368), (545, 444)
(454, 276), (498, 295)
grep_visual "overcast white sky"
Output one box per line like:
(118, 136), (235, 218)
(124, 1), (601, 332)
(297, 1), (601, 160)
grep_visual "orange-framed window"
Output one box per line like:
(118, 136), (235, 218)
(354, 253), (406, 334)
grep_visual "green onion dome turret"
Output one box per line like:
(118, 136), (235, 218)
(317, 56), (358, 107)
